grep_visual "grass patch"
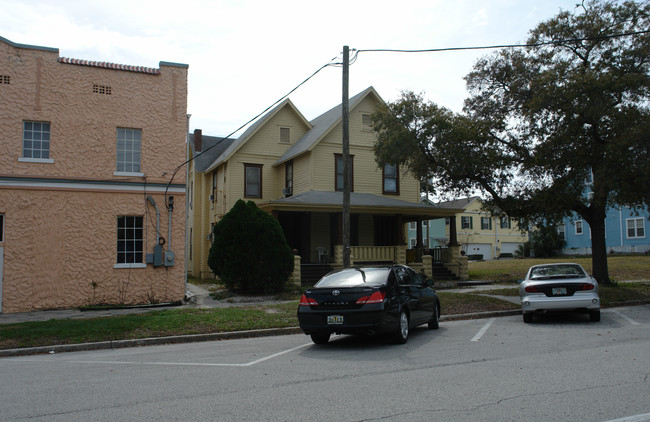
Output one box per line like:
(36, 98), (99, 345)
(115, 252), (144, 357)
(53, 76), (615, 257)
(0, 302), (299, 350)
(469, 255), (650, 283)
(437, 292), (519, 315)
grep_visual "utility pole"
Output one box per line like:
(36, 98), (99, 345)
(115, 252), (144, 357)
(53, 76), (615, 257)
(342, 45), (351, 268)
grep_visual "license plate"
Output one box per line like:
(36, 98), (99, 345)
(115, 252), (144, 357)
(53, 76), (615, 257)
(327, 315), (344, 325)
(552, 287), (567, 296)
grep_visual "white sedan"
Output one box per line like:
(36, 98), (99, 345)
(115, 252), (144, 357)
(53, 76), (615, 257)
(519, 263), (600, 323)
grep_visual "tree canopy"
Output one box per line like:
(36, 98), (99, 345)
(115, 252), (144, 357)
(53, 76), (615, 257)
(372, 0), (649, 284)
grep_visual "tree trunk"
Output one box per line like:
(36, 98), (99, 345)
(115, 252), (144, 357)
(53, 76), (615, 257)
(589, 211), (611, 285)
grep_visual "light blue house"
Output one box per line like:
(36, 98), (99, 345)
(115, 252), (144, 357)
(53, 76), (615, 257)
(560, 206), (649, 255)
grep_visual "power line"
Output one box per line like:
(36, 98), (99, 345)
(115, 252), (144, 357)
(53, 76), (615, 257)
(356, 30), (649, 54)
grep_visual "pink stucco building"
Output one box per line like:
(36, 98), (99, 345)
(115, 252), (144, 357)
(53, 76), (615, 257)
(0, 36), (188, 313)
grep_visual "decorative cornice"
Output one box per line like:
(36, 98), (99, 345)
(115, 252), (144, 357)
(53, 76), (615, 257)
(57, 57), (161, 75)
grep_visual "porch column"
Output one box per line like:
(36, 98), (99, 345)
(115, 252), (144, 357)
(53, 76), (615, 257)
(448, 215), (459, 246)
(416, 218), (423, 248)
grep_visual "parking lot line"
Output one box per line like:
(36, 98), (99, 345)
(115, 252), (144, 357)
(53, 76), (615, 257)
(610, 309), (641, 326)
(23, 342), (313, 368)
(471, 318), (496, 342)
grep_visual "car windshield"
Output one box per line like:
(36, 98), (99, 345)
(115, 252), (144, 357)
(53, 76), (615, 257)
(529, 264), (586, 280)
(314, 268), (390, 288)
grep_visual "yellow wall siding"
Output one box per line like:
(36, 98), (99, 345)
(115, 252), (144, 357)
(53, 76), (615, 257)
(292, 153), (312, 195)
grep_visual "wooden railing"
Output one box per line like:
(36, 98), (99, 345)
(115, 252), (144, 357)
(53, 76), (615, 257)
(350, 246), (396, 263)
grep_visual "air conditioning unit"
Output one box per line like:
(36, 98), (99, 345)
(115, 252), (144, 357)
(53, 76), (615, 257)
(282, 187), (292, 196)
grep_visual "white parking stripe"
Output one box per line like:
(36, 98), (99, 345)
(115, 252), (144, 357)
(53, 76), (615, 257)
(611, 309), (641, 326)
(602, 411), (650, 422)
(33, 342), (313, 368)
(471, 318), (495, 342)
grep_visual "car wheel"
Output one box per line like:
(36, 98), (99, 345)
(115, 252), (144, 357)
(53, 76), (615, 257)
(310, 333), (330, 344)
(523, 313), (533, 323)
(428, 304), (440, 330)
(393, 310), (409, 344)
(589, 310), (601, 322)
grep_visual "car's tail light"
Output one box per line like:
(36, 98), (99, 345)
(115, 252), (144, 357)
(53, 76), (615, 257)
(356, 291), (386, 304)
(524, 285), (540, 293)
(579, 283), (595, 290)
(299, 294), (318, 306)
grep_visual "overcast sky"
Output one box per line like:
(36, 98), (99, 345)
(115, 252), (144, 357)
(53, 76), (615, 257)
(2, 0), (582, 137)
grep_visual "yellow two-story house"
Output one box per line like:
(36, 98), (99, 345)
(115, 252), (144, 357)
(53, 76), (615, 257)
(440, 197), (529, 260)
(188, 87), (467, 282)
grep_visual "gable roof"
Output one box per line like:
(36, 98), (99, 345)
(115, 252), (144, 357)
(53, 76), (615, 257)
(435, 196), (481, 210)
(189, 134), (236, 172)
(274, 86), (384, 166)
(204, 98), (310, 173)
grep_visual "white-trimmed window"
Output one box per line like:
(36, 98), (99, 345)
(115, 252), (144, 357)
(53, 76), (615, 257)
(116, 216), (143, 266)
(500, 217), (511, 229)
(558, 224), (565, 241)
(409, 222), (416, 230)
(21, 121), (53, 162)
(244, 163), (262, 198)
(409, 238), (417, 248)
(481, 217), (492, 230)
(626, 218), (645, 239)
(575, 220), (584, 235)
(461, 216), (473, 229)
(116, 128), (142, 174)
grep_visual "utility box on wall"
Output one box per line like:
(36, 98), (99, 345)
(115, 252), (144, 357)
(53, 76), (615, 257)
(164, 250), (175, 267)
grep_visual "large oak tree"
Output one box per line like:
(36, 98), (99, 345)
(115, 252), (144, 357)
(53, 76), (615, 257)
(373, 0), (649, 284)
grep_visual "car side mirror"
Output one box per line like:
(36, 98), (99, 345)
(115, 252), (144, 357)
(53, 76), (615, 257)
(426, 279), (435, 287)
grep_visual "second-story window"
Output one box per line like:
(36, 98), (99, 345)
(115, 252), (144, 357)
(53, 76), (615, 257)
(245, 164), (263, 198)
(461, 216), (473, 230)
(335, 154), (354, 192)
(500, 217), (512, 229)
(481, 217), (492, 230)
(575, 220), (584, 235)
(22, 121), (51, 161)
(285, 161), (293, 195)
(116, 128), (141, 173)
(383, 163), (399, 194)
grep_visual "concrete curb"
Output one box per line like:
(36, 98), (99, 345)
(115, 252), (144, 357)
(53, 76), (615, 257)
(2, 302), (648, 358)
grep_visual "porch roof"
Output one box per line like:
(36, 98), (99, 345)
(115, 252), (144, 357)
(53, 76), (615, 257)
(259, 190), (462, 219)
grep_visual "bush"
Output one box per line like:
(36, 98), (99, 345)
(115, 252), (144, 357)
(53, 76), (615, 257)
(529, 225), (565, 258)
(208, 200), (294, 293)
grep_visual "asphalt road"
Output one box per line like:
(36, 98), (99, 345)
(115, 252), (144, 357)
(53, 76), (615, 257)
(1, 306), (648, 422)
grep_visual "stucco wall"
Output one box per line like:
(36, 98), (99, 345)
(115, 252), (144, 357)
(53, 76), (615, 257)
(0, 37), (188, 312)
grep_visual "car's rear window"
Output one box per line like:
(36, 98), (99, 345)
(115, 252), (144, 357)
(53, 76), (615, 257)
(314, 268), (390, 288)
(530, 264), (586, 279)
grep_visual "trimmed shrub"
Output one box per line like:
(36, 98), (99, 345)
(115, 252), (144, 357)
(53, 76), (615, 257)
(208, 200), (294, 293)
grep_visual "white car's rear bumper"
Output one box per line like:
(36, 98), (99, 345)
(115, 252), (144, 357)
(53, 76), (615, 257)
(521, 293), (600, 313)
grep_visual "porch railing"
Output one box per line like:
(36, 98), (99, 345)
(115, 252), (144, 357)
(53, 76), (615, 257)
(350, 246), (396, 263)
